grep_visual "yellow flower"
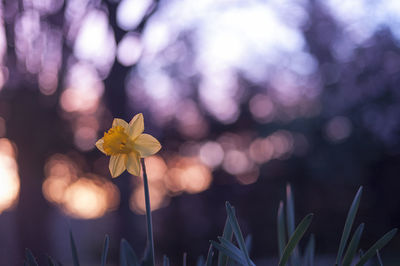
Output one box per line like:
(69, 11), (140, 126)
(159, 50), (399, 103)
(95, 113), (161, 178)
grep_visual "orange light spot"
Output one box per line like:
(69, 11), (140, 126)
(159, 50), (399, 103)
(130, 183), (168, 214)
(63, 177), (119, 219)
(166, 157), (212, 194)
(0, 138), (20, 213)
(249, 138), (274, 163)
(144, 155), (167, 182)
(42, 154), (120, 219)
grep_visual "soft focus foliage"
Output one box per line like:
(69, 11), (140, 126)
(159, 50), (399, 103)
(24, 186), (397, 266)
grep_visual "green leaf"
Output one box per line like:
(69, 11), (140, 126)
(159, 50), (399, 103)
(205, 243), (214, 266)
(25, 249), (38, 266)
(278, 213), (314, 266)
(218, 215), (234, 266)
(303, 234), (315, 266)
(286, 184), (300, 266)
(225, 202), (252, 266)
(69, 230), (80, 266)
(163, 255), (170, 266)
(336, 186), (363, 266)
(277, 201), (286, 259)
(120, 239), (140, 266)
(101, 234), (110, 266)
(342, 223), (364, 266)
(355, 228), (397, 266)
(211, 240), (247, 265)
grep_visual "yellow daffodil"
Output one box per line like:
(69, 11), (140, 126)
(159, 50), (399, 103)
(95, 113), (161, 178)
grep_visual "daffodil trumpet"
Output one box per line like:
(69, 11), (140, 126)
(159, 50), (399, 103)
(96, 113), (160, 266)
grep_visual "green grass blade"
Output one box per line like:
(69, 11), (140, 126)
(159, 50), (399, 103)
(163, 255), (170, 266)
(376, 250), (383, 266)
(120, 241), (127, 266)
(245, 235), (252, 254)
(69, 230), (80, 266)
(101, 234), (110, 266)
(183, 252), (187, 266)
(336, 186), (363, 266)
(120, 239), (140, 266)
(355, 228), (397, 266)
(218, 217), (234, 266)
(218, 215), (234, 266)
(342, 223), (364, 266)
(206, 243), (214, 266)
(46, 255), (58, 266)
(218, 237), (247, 260)
(47, 257), (56, 266)
(211, 240), (247, 265)
(286, 184), (300, 266)
(358, 249), (364, 260)
(142, 246), (152, 266)
(277, 201), (286, 259)
(225, 202), (252, 266)
(303, 234), (315, 266)
(25, 249), (39, 266)
(196, 255), (204, 266)
(286, 184), (295, 236)
(278, 213), (314, 266)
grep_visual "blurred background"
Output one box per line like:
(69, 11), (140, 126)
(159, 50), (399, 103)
(0, 0), (399, 265)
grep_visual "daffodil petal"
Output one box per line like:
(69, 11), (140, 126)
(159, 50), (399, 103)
(134, 133), (161, 157)
(128, 113), (144, 139)
(112, 118), (129, 129)
(126, 152), (141, 176)
(95, 138), (106, 154)
(109, 154), (127, 178)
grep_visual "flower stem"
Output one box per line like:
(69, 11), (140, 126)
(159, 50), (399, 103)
(141, 158), (155, 266)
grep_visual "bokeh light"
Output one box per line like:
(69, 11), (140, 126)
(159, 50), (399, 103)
(117, 0), (153, 30)
(249, 94), (275, 123)
(0, 116), (6, 137)
(249, 138), (274, 164)
(0, 18), (7, 91)
(60, 62), (104, 114)
(130, 183), (168, 215)
(325, 116), (352, 142)
(117, 34), (143, 66)
(223, 150), (252, 176)
(74, 9), (116, 77)
(130, 155), (212, 214)
(63, 177), (119, 219)
(0, 138), (20, 213)
(166, 156), (212, 194)
(42, 154), (119, 219)
(199, 141), (224, 168)
(130, 155), (169, 214)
